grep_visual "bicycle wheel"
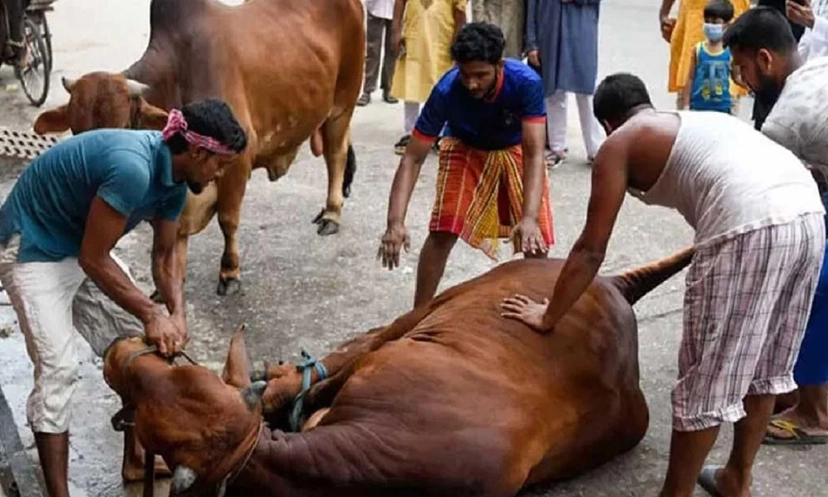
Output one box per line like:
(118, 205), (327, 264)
(34, 11), (53, 73)
(14, 17), (50, 107)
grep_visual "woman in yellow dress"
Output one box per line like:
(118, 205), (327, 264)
(390, 0), (467, 154)
(659, 0), (750, 113)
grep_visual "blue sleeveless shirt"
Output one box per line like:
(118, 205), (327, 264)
(690, 42), (732, 113)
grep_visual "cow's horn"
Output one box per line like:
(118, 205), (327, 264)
(240, 380), (267, 410)
(171, 465), (197, 494)
(125, 78), (150, 97)
(61, 77), (77, 93)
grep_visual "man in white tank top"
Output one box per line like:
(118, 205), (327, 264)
(725, 4), (828, 455)
(500, 73), (825, 497)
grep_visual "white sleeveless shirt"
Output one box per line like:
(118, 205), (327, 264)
(628, 111), (824, 248)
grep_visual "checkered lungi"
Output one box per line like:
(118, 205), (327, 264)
(429, 137), (555, 260)
(672, 212), (825, 432)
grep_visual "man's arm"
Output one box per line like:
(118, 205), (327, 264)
(386, 136), (434, 228)
(525, 0), (538, 53)
(539, 138), (629, 330)
(392, 0), (408, 56)
(381, 86), (448, 268)
(151, 218), (185, 323)
(452, 0), (467, 41)
(659, 0), (677, 42)
(520, 119), (546, 226)
(79, 197), (159, 326)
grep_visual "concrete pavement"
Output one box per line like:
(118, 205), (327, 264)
(0, 0), (825, 495)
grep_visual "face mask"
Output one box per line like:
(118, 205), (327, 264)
(703, 23), (724, 42)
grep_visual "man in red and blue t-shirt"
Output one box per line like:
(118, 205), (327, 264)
(378, 22), (555, 308)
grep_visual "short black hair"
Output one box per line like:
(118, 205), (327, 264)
(166, 98), (248, 155)
(722, 7), (797, 54)
(703, 0), (734, 22)
(593, 73), (653, 124)
(450, 22), (505, 65)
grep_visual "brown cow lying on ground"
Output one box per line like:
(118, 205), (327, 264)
(33, 0), (364, 296)
(102, 249), (692, 496)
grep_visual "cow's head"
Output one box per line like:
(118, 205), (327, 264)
(33, 72), (169, 135)
(103, 325), (264, 495)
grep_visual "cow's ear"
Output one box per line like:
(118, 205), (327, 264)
(222, 323), (252, 388)
(33, 105), (71, 135)
(138, 99), (169, 131)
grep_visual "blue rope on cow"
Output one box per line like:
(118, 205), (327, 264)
(288, 349), (328, 432)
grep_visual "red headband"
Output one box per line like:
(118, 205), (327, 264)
(161, 109), (236, 156)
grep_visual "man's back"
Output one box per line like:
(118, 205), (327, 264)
(628, 111), (823, 247)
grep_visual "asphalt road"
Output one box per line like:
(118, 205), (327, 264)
(0, 0), (825, 496)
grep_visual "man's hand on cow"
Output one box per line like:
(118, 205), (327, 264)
(787, 0), (815, 28)
(378, 222), (410, 270)
(145, 311), (187, 357)
(512, 217), (547, 256)
(500, 294), (552, 333)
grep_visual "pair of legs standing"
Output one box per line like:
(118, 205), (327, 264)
(659, 214), (824, 497)
(357, 11), (398, 106)
(0, 236), (165, 497)
(544, 90), (605, 167)
(410, 137), (555, 307)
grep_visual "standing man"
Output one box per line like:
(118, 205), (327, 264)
(749, 0), (806, 129)
(357, 0), (399, 106)
(525, 0), (605, 167)
(500, 73), (824, 497)
(726, 7), (828, 445)
(471, 0), (526, 59)
(0, 99), (247, 497)
(379, 22), (554, 308)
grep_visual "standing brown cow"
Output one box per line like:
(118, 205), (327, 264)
(32, 0), (364, 295)
(102, 248), (693, 496)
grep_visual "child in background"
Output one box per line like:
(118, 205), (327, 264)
(680, 0), (735, 113)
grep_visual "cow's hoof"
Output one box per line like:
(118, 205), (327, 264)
(312, 209), (325, 225)
(149, 289), (165, 304)
(217, 277), (242, 296)
(317, 219), (340, 236)
(343, 184), (351, 198)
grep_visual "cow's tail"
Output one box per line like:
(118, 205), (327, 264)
(610, 247), (694, 305)
(343, 142), (356, 198)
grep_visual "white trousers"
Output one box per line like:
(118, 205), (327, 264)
(545, 91), (606, 159)
(404, 101), (421, 134)
(0, 236), (143, 433)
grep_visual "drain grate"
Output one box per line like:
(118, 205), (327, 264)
(0, 127), (61, 162)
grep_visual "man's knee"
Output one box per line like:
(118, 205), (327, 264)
(29, 360), (80, 433)
(73, 277), (143, 357)
(424, 231), (459, 253)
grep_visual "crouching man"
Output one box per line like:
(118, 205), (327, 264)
(0, 98), (246, 496)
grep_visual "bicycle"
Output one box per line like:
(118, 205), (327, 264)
(0, 0), (54, 107)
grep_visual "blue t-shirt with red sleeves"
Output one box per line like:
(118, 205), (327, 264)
(412, 58), (547, 151)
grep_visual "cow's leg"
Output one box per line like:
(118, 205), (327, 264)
(312, 115), (354, 236)
(215, 158), (251, 296)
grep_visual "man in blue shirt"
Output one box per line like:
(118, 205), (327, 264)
(378, 22), (555, 308)
(0, 98), (246, 496)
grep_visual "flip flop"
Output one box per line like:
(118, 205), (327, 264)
(697, 465), (725, 497)
(763, 418), (828, 446)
